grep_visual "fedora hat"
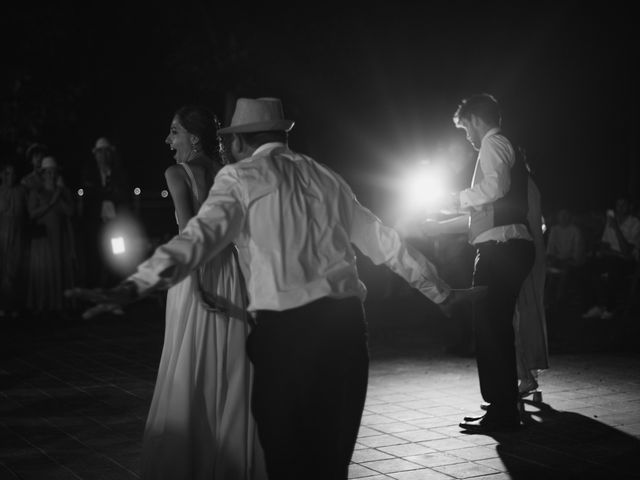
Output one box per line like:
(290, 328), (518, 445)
(217, 97), (294, 135)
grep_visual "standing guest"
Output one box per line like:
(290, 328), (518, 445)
(26, 156), (77, 321)
(79, 137), (131, 287)
(422, 93), (535, 432)
(67, 97), (482, 480)
(20, 142), (48, 193)
(140, 105), (266, 480)
(0, 160), (28, 318)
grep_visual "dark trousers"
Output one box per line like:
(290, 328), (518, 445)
(473, 239), (535, 419)
(246, 297), (369, 480)
(589, 254), (636, 310)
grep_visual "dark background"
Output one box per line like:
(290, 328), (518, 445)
(2, 1), (637, 233)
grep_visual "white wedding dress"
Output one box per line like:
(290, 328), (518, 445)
(141, 162), (266, 480)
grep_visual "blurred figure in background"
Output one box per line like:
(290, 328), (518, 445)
(582, 196), (640, 320)
(0, 158), (28, 318)
(20, 142), (48, 193)
(546, 208), (587, 270)
(545, 208), (587, 309)
(26, 156), (78, 321)
(79, 136), (131, 287)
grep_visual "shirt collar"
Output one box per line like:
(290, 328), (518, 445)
(481, 127), (501, 145)
(252, 142), (286, 157)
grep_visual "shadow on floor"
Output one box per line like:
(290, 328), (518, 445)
(466, 399), (640, 479)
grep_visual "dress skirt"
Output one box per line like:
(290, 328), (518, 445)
(141, 247), (266, 480)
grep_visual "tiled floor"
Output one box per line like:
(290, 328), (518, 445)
(1, 295), (640, 479)
(354, 347), (640, 479)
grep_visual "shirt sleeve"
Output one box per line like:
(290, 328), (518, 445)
(348, 195), (451, 304)
(627, 218), (640, 250)
(127, 166), (246, 295)
(459, 135), (514, 210)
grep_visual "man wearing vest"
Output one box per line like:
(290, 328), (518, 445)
(422, 93), (535, 432)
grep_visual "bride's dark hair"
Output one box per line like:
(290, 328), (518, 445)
(174, 105), (219, 159)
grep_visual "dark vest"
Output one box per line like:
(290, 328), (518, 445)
(468, 134), (529, 243)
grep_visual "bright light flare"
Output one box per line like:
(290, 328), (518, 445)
(161, 190), (169, 198)
(133, 187), (141, 196)
(111, 236), (125, 255)
(101, 213), (150, 277)
(401, 161), (450, 215)
(77, 188), (84, 197)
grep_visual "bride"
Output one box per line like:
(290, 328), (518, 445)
(141, 105), (266, 480)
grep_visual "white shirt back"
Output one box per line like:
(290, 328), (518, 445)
(129, 143), (450, 311)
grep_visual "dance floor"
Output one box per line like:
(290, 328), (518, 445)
(1, 295), (640, 479)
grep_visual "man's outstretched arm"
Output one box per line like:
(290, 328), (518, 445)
(348, 197), (451, 304)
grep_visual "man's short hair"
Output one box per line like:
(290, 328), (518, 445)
(238, 130), (288, 149)
(453, 93), (502, 128)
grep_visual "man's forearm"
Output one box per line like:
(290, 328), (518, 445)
(422, 214), (469, 236)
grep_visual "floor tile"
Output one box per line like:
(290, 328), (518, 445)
(3, 306), (640, 479)
(361, 457), (422, 474)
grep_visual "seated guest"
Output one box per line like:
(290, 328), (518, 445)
(546, 208), (586, 270)
(545, 208), (587, 306)
(582, 196), (640, 320)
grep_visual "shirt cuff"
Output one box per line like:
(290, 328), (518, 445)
(126, 269), (170, 296)
(428, 284), (451, 304)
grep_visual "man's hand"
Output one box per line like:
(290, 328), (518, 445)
(65, 281), (138, 319)
(438, 286), (488, 317)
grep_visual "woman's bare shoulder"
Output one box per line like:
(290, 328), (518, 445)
(164, 163), (188, 181)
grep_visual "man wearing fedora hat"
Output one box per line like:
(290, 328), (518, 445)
(78, 136), (131, 289)
(68, 97), (483, 479)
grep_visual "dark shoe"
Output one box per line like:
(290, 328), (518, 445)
(518, 378), (538, 396)
(463, 403), (491, 420)
(463, 413), (486, 422)
(459, 414), (521, 433)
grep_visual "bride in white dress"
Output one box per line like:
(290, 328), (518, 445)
(141, 105), (266, 480)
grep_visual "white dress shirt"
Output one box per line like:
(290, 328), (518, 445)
(546, 224), (586, 265)
(601, 215), (640, 259)
(127, 143), (450, 312)
(459, 128), (532, 245)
